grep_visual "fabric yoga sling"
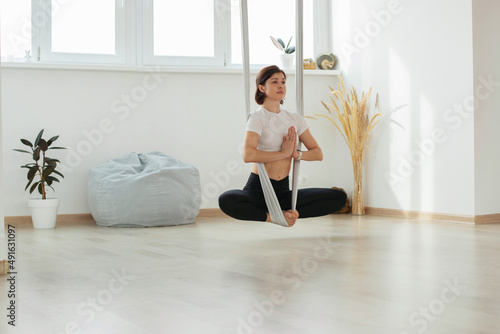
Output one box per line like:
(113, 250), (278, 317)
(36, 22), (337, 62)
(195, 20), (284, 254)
(239, 0), (305, 227)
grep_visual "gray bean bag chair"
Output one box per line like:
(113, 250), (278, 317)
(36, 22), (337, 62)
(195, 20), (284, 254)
(88, 152), (201, 227)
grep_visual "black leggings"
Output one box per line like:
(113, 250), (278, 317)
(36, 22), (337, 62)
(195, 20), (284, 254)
(218, 173), (347, 221)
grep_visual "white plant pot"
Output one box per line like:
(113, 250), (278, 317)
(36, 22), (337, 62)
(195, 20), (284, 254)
(28, 198), (59, 229)
(279, 53), (295, 69)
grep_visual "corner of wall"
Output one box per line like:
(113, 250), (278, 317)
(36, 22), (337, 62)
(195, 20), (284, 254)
(472, 0), (500, 216)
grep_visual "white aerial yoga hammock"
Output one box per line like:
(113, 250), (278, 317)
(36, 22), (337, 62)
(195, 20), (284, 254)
(239, 0), (304, 227)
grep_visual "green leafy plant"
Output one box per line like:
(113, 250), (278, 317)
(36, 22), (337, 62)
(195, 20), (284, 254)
(270, 36), (296, 54)
(13, 129), (66, 199)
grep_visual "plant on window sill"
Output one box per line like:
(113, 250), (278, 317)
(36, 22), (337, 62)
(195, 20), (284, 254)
(270, 36), (296, 54)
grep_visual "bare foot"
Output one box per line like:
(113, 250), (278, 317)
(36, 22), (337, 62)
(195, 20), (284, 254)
(266, 210), (299, 227)
(283, 210), (299, 227)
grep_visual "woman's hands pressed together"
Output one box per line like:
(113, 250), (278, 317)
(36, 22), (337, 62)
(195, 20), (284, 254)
(281, 126), (298, 158)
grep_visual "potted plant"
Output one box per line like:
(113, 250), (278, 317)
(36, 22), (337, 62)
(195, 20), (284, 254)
(14, 129), (66, 228)
(270, 36), (296, 69)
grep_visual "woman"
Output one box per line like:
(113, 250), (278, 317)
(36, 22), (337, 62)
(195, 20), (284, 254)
(219, 65), (347, 227)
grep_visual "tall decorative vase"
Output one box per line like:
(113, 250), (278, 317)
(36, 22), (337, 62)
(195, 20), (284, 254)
(308, 76), (381, 217)
(352, 159), (365, 215)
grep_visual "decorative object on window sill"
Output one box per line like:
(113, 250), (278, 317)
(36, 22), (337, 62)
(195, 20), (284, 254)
(303, 58), (316, 70)
(316, 53), (337, 70)
(13, 129), (66, 228)
(306, 76), (381, 215)
(24, 50), (33, 63)
(270, 36), (296, 69)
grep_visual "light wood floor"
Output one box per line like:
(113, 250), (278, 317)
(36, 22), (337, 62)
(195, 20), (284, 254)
(1, 215), (499, 334)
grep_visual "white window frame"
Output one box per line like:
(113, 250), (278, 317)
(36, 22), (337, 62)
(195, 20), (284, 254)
(139, 0), (229, 67)
(35, 0), (129, 65)
(314, 0), (332, 58)
(23, 0), (330, 68)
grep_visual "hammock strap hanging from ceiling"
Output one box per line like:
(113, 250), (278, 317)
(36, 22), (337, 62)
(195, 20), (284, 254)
(239, 0), (304, 227)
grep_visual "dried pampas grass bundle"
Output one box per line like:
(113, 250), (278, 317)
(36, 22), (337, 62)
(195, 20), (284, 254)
(306, 76), (381, 215)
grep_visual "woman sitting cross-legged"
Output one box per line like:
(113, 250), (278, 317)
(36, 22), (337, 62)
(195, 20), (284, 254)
(218, 65), (347, 227)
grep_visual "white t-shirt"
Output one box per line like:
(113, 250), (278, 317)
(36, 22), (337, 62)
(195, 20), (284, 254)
(245, 106), (309, 152)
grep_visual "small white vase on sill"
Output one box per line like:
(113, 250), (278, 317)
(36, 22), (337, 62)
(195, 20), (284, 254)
(279, 53), (295, 69)
(28, 198), (59, 229)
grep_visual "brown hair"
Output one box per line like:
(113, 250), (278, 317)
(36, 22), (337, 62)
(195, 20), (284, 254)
(255, 65), (286, 105)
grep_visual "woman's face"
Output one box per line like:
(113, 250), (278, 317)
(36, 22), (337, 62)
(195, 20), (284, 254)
(259, 72), (286, 102)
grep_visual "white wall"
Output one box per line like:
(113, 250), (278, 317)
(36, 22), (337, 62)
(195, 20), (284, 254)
(331, 0), (476, 216)
(473, 0), (500, 215)
(1, 67), (346, 216)
(5, 0), (496, 219)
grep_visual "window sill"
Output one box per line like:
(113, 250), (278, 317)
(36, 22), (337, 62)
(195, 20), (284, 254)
(0, 61), (342, 76)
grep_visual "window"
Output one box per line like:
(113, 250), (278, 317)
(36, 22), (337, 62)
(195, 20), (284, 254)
(230, 0), (315, 66)
(37, 0), (127, 64)
(51, 0), (116, 54)
(153, 0), (214, 57)
(0, 0), (330, 68)
(140, 0), (226, 66)
(0, 0), (32, 61)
